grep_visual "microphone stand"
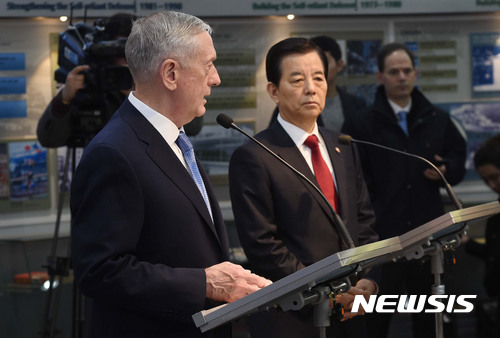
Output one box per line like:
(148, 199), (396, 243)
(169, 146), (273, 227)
(339, 136), (463, 338)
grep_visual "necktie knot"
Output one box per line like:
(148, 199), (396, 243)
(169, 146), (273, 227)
(176, 131), (193, 153)
(303, 134), (339, 213)
(397, 111), (409, 136)
(304, 134), (320, 150)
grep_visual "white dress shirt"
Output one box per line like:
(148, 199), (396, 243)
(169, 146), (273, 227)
(388, 98), (412, 118)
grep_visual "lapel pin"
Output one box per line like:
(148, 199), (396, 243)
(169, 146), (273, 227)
(335, 147), (341, 154)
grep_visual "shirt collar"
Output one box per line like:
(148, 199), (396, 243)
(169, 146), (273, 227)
(128, 91), (181, 146)
(388, 98), (412, 117)
(277, 113), (321, 147)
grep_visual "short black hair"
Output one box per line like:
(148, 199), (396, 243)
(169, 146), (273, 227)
(103, 13), (137, 40)
(474, 134), (500, 169)
(310, 36), (342, 61)
(266, 37), (328, 86)
(377, 42), (416, 72)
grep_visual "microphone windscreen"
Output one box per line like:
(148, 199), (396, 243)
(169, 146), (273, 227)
(338, 135), (352, 145)
(184, 116), (203, 136)
(216, 114), (234, 129)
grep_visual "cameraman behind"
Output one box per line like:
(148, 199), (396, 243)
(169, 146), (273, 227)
(37, 13), (135, 148)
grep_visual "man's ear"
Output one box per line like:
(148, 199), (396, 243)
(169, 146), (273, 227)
(336, 59), (344, 73)
(266, 82), (280, 104)
(376, 71), (383, 84)
(161, 59), (178, 91)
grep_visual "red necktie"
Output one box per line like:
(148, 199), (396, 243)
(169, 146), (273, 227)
(304, 135), (339, 212)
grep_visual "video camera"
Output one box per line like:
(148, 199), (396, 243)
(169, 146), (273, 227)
(55, 19), (132, 92)
(54, 19), (133, 147)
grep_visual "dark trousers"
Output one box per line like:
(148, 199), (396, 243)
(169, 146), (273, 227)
(366, 260), (435, 338)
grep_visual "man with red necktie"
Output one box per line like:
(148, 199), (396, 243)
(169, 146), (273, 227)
(229, 37), (379, 338)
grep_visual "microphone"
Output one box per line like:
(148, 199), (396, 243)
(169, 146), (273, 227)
(338, 135), (462, 210)
(217, 113), (355, 249)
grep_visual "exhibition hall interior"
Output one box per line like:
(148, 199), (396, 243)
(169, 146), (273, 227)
(1, 1), (500, 337)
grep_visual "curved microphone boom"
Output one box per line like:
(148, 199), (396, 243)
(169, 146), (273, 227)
(338, 135), (462, 210)
(217, 113), (355, 249)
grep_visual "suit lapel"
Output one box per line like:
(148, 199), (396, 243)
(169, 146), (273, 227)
(119, 101), (223, 247)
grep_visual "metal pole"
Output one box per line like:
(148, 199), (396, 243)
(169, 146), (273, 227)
(431, 248), (445, 338)
(313, 286), (331, 338)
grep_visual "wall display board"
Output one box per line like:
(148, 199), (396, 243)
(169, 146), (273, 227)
(2, 0), (500, 18)
(396, 22), (465, 104)
(0, 19), (66, 140)
(395, 16), (500, 101)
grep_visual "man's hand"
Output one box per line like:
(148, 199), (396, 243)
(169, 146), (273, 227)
(334, 278), (377, 321)
(61, 65), (90, 104)
(424, 154), (447, 180)
(205, 261), (272, 303)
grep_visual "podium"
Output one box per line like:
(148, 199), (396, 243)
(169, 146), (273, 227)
(193, 201), (500, 334)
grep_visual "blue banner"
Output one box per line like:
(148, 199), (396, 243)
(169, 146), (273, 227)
(0, 77), (26, 95)
(0, 53), (25, 71)
(0, 100), (27, 118)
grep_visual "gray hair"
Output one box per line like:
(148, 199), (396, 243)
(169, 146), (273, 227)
(125, 11), (212, 84)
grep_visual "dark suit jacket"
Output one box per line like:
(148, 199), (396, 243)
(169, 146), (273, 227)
(228, 122), (378, 337)
(70, 99), (230, 338)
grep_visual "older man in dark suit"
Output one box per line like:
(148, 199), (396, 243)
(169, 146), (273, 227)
(229, 37), (378, 338)
(70, 11), (270, 338)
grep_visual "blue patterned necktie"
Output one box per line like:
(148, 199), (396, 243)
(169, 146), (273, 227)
(397, 111), (409, 136)
(176, 131), (213, 221)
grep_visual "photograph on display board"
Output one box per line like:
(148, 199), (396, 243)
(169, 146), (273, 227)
(8, 140), (48, 201)
(0, 139), (50, 213)
(346, 40), (381, 75)
(436, 101), (500, 180)
(471, 32), (500, 98)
